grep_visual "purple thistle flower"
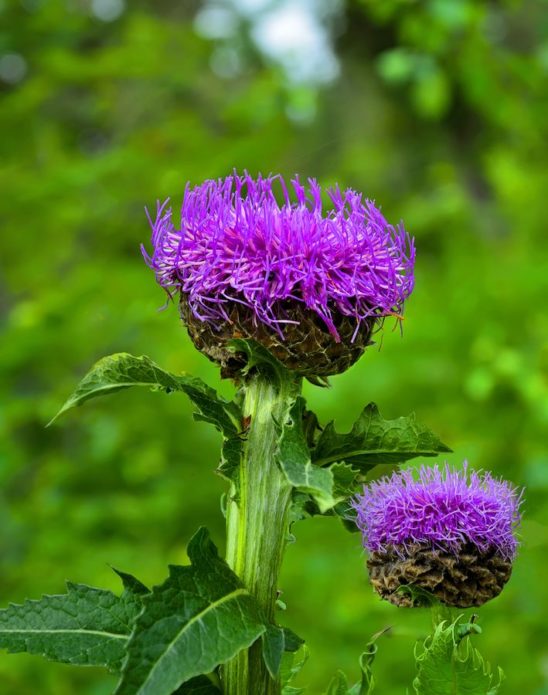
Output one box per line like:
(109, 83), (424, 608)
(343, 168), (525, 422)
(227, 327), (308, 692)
(143, 173), (415, 350)
(354, 464), (523, 607)
(354, 463), (522, 560)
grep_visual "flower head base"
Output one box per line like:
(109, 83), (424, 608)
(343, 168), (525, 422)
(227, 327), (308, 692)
(143, 173), (415, 377)
(353, 464), (522, 607)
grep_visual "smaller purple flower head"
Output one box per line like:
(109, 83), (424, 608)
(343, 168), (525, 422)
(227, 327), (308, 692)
(142, 172), (415, 377)
(353, 463), (523, 608)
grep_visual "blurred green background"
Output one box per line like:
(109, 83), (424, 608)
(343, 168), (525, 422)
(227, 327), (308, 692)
(1, 0), (547, 692)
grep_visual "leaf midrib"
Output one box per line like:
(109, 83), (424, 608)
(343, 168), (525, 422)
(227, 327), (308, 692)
(135, 586), (251, 694)
(314, 447), (439, 467)
(0, 627), (127, 640)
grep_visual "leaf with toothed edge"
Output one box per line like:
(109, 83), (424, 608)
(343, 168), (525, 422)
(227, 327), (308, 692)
(312, 403), (451, 471)
(0, 576), (146, 672)
(48, 352), (243, 478)
(282, 627), (304, 653)
(111, 568), (149, 596)
(330, 462), (361, 498)
(412, 617), (503, 694)
(287, 462), (362, 532)
(115, 527), (267, 695)
(281, 644), (309, 695)
(278, 398), (337, 513)
(323, 631), (384, 694)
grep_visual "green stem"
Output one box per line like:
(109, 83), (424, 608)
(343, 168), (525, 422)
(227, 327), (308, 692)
(222, 371), (299, 695)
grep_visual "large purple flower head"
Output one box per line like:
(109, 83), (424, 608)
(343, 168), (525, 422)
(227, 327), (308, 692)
(143, 172), (415, 377)
(353, 463), (523, 608)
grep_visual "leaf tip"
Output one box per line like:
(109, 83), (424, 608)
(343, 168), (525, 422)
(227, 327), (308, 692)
(46, 404), (69, 427)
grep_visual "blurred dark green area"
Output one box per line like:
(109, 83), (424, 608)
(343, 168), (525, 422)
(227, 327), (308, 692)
(1, 0), (547, 692)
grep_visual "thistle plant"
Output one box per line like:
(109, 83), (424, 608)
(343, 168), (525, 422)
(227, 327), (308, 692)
(0, 173), (522, 694)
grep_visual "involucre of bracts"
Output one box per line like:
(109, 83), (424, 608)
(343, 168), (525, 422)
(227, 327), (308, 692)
(367, 543), (513, 608)
(143, 172), (415, 376)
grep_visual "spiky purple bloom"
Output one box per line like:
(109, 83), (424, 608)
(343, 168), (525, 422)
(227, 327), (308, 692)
(353, 463), (522, 560)
(143, 173), (415, 342)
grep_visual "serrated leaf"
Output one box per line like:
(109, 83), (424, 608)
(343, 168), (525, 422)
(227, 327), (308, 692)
(115, 527), (266, 695)
(282, 627), (305, 653)
(0, 580), (144, 671)
(330, 462), (361, 498)
(325, 670), (351, 695)
(287, 463), (361, 534)
(281, 645), (309, 695)
(325, 633), (381, 695)
(278, 398), (336, 513)
(313, 403), (451, 471)
(49, 353), (243, 478)
(413, 618), (504, 695)
(288, 491), (316, 530)
(335, 502), (361, 533)
(351, 639), (378, 695)
(111, 568), (150, 596)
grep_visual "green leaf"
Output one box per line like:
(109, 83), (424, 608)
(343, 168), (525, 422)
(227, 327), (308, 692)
(281, 645), (309, 695)
(261, 625), (303, 679)
(288, 462), (361, 534)
(288, 491), (316, 529)
(115, 527), (267, 695)
(227, 338), (291, 385)
(325, 670), (351, 695)
(282, 627), (305, 653)
(173, 675), (221, 694)
(351, 640), (378, 695)
(413, 618), (504, 695)
(278, 398), (336, 513)
(48, 353), (243, 478)
(324, 630), (386, 695)
(313, 403), (451, 471)
(0, 580), (144, 671)
(330, 462), (361, 498)
(262, 624), (285, 679)
(111, 568), (150, 596)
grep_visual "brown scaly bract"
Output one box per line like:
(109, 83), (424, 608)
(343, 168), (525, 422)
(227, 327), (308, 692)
(367, 543), (512, 608)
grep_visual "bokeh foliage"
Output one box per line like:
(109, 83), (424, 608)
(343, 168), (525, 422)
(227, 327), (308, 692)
(0, 0), (547, 693)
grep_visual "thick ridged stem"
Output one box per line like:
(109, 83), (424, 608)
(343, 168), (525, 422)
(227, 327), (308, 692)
(222, 372), (299, 695)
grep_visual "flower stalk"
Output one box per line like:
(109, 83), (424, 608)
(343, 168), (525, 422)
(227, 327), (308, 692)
(223, 368), (300, 695)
